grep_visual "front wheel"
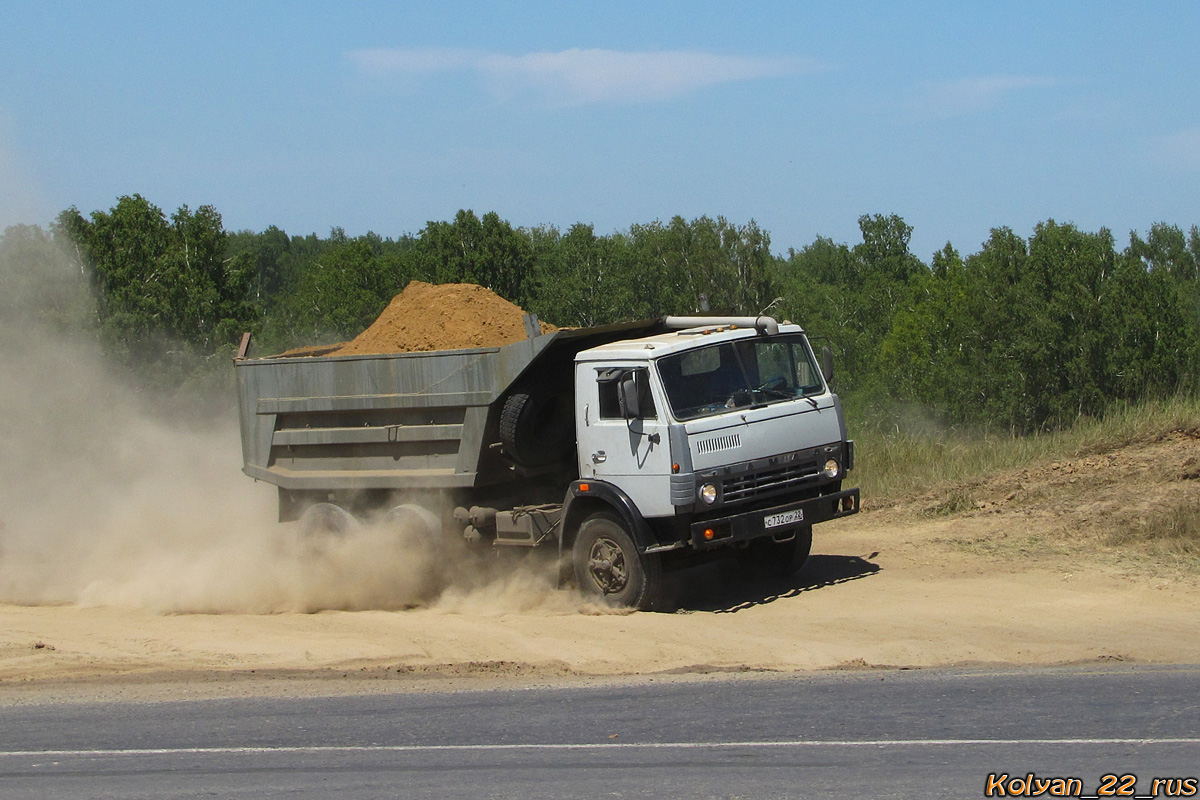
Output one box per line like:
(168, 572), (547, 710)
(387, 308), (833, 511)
(572, 513), (663, 610)
(736, 526), (813, 579)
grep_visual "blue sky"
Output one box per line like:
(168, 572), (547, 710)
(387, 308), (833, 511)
(2, 1), (1197, 261)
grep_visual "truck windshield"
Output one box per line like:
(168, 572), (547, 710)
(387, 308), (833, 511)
(656, 334), (825, 421)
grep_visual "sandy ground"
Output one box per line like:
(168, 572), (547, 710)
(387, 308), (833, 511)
(4, 428), (1200, 704)
(3, 494), (1198, 704)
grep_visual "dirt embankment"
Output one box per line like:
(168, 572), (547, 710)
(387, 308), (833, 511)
(3, 430), (1199, 702)
(282, 281), (557, 357)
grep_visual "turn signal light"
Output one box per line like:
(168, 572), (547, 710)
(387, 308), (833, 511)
(578, 483), (590, 493)
(703, 528), (715, 540)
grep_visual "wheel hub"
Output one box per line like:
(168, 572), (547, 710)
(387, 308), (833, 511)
(587, 537), (627, 593)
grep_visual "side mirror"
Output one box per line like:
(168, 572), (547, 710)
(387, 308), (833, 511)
(618, 373), (642, 419)
(821, 346), (835, 384)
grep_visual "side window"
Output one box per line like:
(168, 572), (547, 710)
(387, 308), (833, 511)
(795, 356), (817, 390)
(596, 368), (656, 419)
(598, 372), (621, 419)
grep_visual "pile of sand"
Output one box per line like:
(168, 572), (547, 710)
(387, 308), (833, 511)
(330, 281), (556, 356)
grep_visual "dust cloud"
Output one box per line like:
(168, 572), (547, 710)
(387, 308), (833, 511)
(0, 236), (589, 616)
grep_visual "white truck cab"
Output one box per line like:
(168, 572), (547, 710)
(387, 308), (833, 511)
(563, 319), (858, 608)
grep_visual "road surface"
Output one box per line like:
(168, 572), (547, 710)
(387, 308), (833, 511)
(1, 664), (1197, 799)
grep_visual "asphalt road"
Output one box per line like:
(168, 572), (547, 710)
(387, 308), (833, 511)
(0, 665), (1197, 799)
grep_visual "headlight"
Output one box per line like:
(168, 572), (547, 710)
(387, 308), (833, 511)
(698, 483), (719, 504)
(823, 458), (840, 479)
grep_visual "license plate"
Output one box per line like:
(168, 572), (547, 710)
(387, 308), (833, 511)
(764, 509), (803, 529)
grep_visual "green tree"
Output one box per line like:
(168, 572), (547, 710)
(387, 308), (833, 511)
(1128, 222), (1198, 281)
(55, 194), (255, 370)
(624, 216), (779, 318)
(272, 233), (416, 344)
(0, 223), (93, 332)
(415, 210), (534, 306)
(526, 223), (637, 326)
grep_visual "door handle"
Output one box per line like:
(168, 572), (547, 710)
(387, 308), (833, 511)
(592, 451), (607, 464)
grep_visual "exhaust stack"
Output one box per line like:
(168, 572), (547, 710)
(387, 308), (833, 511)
(663, 316), (780, 336)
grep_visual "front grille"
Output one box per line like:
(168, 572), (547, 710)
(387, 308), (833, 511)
(722, 458), (822, 503)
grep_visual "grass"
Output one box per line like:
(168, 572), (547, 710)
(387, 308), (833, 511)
(1107, 499), (1200, 558)
(844, 395), (1200, 574)
(933, 533), (1064, 559)
(850, 395), (1200, 504)
(921, 486), (976, 516)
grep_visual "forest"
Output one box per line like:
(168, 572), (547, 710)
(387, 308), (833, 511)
(3, 193), (1199, 434)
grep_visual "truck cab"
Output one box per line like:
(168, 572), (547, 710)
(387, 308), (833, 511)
(564, 319), (858, 608)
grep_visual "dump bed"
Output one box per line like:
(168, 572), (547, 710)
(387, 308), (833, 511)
(235, 320), (662, 492)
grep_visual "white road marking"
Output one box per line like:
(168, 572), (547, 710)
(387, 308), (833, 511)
(2, 738), (1198, 758)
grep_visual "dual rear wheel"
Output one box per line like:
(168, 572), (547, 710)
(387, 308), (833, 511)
(298, 501), (441, 554)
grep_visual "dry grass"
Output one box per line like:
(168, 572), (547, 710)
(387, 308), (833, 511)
(848, 395), (1200, 574)
(933, 532), (1065, 559)
(1107, 500), (1200, 558)
(851, 395), (1200, 504)
(921, 486), (976, 517)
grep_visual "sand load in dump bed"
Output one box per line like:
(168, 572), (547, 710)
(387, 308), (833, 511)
(331, 281), (557, 356)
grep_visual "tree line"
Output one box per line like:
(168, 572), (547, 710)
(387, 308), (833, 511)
(2, 193), (1198, 432)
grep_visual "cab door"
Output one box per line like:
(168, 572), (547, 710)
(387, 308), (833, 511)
(575, 364), (674, 519)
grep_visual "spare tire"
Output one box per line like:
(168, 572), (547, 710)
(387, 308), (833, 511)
(499, 391), (572, 467)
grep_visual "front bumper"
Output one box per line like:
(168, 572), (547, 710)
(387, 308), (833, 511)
(688, 487), (859, 548)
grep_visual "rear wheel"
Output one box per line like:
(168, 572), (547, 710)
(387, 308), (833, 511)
(382, 503), (443, 559)
(380, 503), (446, 598)
(572, 513), (663, 610)
(299, 502), (356, 538)
(297, 502), (358, 555)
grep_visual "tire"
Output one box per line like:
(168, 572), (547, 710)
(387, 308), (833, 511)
(297, 502), (358, 556)
(499, 391), (572, 467)
(736, 525), (813, 579)
(572, 512), (664, 610)
(380, 503), (446, 598)
(382, 503), (443, 558)
(299, 502), (356, 539)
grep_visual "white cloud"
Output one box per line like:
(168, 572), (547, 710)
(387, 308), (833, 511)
(918, 74), (1059, 116)
(1158, 125), (1200, 170)
(351, 47), (480, 74)
(348, 47), (815, 105)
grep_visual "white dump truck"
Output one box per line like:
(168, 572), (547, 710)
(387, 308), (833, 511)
(235, 315), (859, 609)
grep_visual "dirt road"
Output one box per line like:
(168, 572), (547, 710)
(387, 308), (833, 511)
(3, 432), (1198, 703)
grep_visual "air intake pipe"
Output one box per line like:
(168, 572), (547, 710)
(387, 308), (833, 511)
(663, 316), (780, 336)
